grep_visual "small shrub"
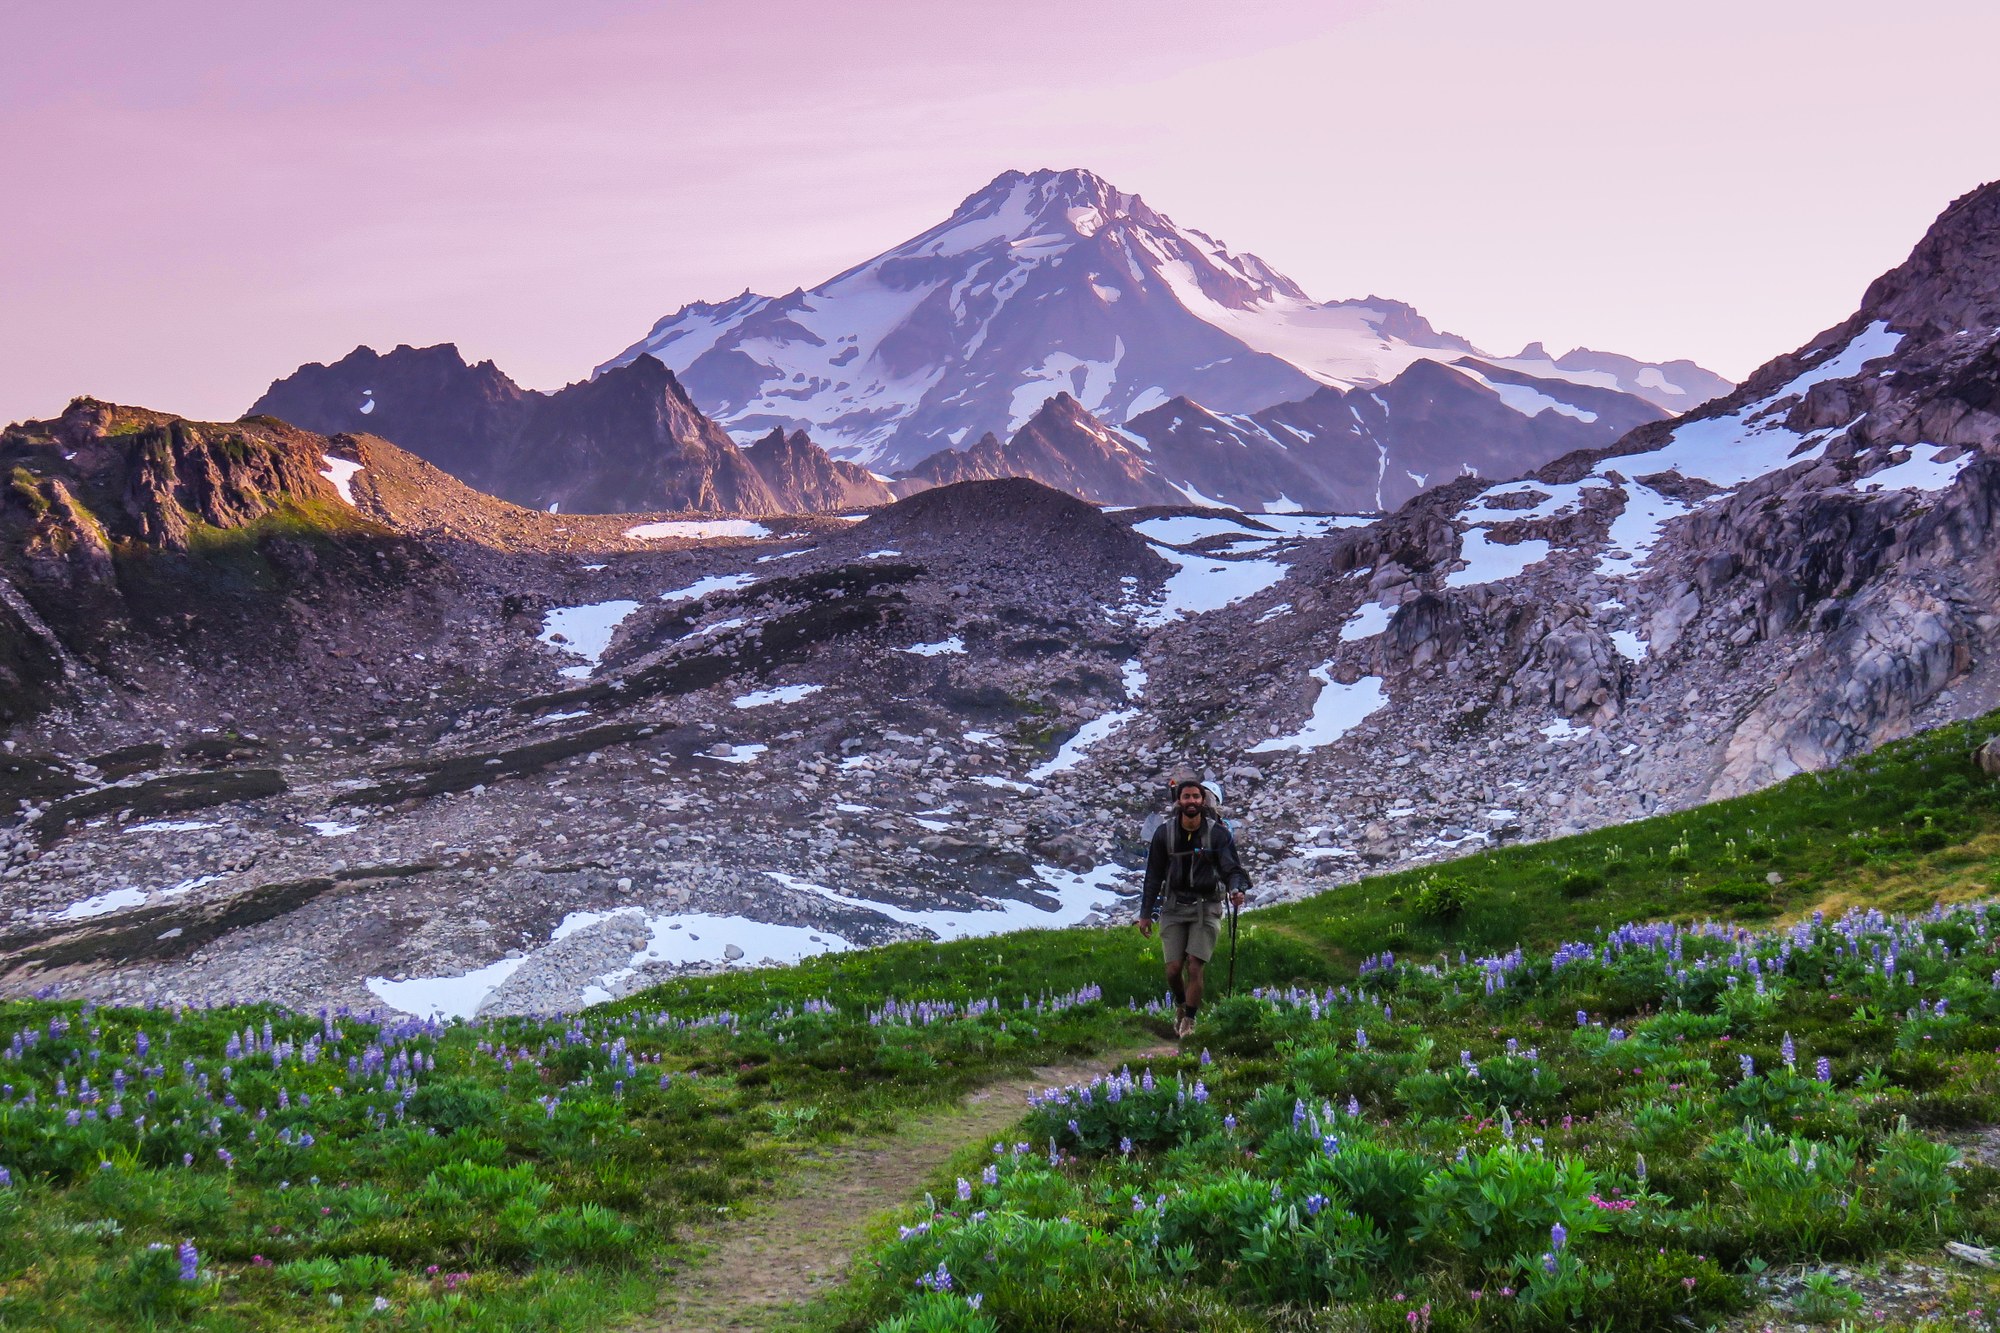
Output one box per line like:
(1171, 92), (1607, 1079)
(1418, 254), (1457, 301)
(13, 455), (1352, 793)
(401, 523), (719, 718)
(1411, 874), (1472, 921)
(1792, 1271), (1864, 1323)
(1559, 871), (1606, 899)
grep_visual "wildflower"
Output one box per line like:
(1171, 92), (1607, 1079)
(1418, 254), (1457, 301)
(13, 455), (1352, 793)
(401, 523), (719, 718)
(1551, 1222), (1567, 1250)
(981, 1164), (998, 1186)
(1815, 1056), (1832, 1082)
(1304, 1192), (1328, 1216)
(1355, 1028), (1368, 1050)
(177, 1240), (200, 1283)
(1119, 1137), (1133, 1155)
(1223, 1114), (1237, 1133)
(1739, 1054), (1755, 1080)
(1542, 1251), (1558, 1275)
(956, 1177), (972, 1202)
(1780, 1032), (1796, 1068)
(1199, 1048), (1212, 1065)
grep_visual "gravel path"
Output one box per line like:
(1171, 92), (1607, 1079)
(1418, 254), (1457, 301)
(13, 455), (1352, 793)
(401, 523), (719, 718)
(636, 1043), (1177, 1332)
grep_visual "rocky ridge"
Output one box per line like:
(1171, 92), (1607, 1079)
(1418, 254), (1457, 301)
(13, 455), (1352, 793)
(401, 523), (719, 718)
(252, 346), (892, 515)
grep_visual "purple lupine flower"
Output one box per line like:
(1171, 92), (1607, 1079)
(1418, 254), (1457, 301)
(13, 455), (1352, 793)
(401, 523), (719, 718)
(0, 1167), (10, 1187)
(981, 1164), (998, 1186)
(1223, 1114), (1237, 1133)
(1304, 1193), (1328, 1216)
(1543, 1251), (1559, 1275)
(1551, 1223), (1567, 1251)
(1815, 1056), (1832, 1082)
(956, 1177), (972, 1202)
(1191, 1081), (1208, 1104)
(1199, 1048), (1211, 1066)
(1739, 1054), (1755, 1080)
(1293, 1099), (1307, 1129)
(1347, 1095), (1360, 1117)
(1576, 1010), (1588, 1027)
(1120, 1137), (1133, 1155)
(1355, 1029), (1368, 1051)
(1780, 1032), (1796, 1068)
(177, 1240), (199, 1283)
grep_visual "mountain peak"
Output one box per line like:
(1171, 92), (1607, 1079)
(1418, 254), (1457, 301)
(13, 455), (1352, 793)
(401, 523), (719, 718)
(1860, 177), (2000, 338)
(598, 170), (1729, 469)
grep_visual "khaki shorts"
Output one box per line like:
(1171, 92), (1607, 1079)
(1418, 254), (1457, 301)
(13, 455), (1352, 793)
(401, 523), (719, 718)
(1160, 901), (1224, 964)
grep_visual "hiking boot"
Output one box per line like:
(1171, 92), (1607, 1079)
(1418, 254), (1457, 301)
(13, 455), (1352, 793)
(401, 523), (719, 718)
(1174, 1013), (1194, 1040)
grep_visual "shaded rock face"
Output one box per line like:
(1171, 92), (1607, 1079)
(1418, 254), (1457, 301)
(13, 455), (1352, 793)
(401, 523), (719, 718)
(740, 428), (894, 511)
(903, 395), (1184, 506)
(252, 347), (874, 516)
(246, 343), (526, 484)
(510, 356), (779, 515)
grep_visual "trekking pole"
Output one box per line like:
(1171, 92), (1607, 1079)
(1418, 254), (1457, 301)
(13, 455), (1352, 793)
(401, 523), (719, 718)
(1225, 899), (1240, 996)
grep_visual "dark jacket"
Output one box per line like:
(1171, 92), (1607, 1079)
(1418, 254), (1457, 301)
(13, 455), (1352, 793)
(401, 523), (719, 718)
(1141, 816), (1250, 920)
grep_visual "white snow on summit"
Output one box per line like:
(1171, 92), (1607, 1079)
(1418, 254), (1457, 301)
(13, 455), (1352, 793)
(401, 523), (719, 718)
(598, 168), (1725, 472)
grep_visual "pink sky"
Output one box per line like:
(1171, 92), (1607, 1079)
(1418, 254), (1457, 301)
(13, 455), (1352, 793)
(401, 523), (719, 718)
(3, 0), (1995, 424)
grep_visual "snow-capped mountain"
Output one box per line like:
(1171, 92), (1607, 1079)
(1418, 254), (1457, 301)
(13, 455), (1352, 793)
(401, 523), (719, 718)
(599, 168), (1728, 470)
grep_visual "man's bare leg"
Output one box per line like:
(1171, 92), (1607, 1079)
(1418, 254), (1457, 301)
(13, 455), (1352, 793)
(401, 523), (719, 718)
(1165, 959), (1186, 1014)
(1183, 957), (1207, 1021)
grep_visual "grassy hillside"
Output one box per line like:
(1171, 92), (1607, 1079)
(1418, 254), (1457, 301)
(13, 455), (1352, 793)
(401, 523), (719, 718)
(1, 713), (1998, 1330)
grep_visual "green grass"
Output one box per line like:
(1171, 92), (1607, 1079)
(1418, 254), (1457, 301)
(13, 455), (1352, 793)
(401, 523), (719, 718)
(0, 712), (1998, 1329)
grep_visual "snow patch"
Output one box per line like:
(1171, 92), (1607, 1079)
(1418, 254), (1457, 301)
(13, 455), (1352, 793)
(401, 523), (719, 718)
(539, 600), (641, 679)
(318, 455), (363, 506)
(659, 573), (758, 602)
(1249, 671), (1388, 753)
(1610, 630), (1649, 661)
(1857, 447), (1973, 494)
(1338, 602), (1394, 641)
(1445, 529), (1551, 588)
(731, 684), (824, 709)
(624, 519), (773, 541)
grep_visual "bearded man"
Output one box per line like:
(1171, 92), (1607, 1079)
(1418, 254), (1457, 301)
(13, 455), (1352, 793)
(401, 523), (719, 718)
(1138, 778), (1250, 1039)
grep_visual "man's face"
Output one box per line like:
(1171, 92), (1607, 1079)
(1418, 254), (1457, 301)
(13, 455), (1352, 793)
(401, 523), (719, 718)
(1176, 785), (1205, 819)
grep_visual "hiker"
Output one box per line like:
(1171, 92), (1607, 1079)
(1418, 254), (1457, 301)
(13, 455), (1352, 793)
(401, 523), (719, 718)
(1138, 778), (1249, 1039)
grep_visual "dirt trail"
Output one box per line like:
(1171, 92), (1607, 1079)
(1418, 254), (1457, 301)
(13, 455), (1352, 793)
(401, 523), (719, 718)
(638, 1044), (1176, 1333)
